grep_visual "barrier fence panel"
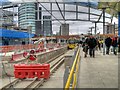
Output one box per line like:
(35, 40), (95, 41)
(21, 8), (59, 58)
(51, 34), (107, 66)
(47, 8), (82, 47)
(0, 44), (45, 53)
(0, 43), (66, 53)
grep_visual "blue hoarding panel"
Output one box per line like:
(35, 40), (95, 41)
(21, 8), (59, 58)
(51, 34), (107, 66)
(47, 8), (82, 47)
(0, 28), (35, 38)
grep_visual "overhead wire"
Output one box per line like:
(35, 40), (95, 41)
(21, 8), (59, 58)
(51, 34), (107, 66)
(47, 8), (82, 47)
(38, 1), (62, 24)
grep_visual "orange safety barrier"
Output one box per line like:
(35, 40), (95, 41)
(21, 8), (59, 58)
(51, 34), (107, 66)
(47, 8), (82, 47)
(0, 44), (44, 53)
(0, 45), (14, 53)
(14, 64), (50, 79)
(0, 43), (60, 53)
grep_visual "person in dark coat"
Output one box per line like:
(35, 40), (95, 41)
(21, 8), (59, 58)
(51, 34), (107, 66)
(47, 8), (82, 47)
(87, 36), (97, 58)
(82, 37), (89, 58)
(105, 36), (112, 55)
(22, 41), (25, 45)
(112, 37), (118, 55)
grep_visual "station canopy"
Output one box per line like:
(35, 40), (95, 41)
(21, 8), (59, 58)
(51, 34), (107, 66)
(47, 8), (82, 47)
(0, 28), (35, 38)
(1, 0), (119, 35)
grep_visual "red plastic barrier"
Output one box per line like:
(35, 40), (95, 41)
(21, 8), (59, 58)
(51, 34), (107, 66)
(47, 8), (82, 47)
(14, 64), (50, 79)
(11, 53), (25, 61)
(29, 55), (36, 61)
(23, 52), (29, 58)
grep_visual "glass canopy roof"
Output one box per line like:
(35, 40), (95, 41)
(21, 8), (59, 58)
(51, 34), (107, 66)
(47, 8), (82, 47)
(1, 0), (119, 34)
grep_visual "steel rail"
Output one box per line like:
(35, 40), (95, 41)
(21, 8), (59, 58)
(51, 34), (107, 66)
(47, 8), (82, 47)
(1, 50), (67, 89)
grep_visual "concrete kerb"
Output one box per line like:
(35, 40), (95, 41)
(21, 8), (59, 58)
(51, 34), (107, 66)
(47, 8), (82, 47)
(37, 46), (67, 63)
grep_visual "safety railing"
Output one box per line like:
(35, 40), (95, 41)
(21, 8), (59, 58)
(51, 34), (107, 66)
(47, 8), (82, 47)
(64, 47), (80, 90)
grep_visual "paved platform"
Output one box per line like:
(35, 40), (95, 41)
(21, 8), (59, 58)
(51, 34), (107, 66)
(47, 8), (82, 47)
(40, 64), (65, 88)
(78, 49), (118, 88)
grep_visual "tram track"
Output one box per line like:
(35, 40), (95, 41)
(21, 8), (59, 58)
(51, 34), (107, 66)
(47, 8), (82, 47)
(24, 58), (64, 89)
(1, 51), (66, 90)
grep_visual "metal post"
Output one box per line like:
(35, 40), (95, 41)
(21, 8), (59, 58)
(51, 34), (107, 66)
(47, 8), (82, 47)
(95, 22), (97, 35)
(76, 3), (78, 20)
(91, 28), (92, 35)
(50, 2), (52, 17)
(63, 3), (65, 20)
(119, 12), (120, 37)
(88, 0), (90, 21)
(114, 22), (115, 35)
(13, 4), (14, 23)
(0, 1), (3, 79)
(118, 3), (120, 87)
(27, 26), (32, 44)
(44, 31), (47, 49)
(103, 8), (106, 55)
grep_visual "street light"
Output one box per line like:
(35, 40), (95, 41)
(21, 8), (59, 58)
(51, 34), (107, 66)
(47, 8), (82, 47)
(102, 8), (106, 55)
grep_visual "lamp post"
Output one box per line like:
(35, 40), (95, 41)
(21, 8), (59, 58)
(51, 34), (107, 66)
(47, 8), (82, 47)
(102, 8), (106, 55)
(113, 22), (116, 36)
(118, 2), (120, 37)
(44, 30), (47, 49)
(27, 26), (32, 44)
(95, 22), (97, 35)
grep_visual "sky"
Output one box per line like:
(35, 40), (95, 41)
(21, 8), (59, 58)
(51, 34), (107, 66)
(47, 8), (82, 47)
(1, 0), (118, 35)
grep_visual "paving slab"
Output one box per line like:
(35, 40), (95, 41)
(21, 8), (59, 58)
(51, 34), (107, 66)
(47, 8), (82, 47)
(78, 49), (118, 88)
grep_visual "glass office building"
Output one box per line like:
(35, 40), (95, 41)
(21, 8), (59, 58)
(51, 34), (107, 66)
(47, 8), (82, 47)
(18, 3), (36, 34)
(43, 16), (52, 36)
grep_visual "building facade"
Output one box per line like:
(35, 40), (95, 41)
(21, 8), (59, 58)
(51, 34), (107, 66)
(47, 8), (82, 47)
(43, 16), (52, 36)
(60, 24), (69, 35)
(35, 3), (42, 36)
(0, 10), (15, 29)
(18, 3), (42, 35)
(105, 24), (115, 34)
(18, 3), (36, 34)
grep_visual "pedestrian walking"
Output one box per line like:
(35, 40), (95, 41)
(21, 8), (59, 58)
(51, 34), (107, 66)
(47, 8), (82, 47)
(112, 37), (118, 55)
(82, 37), (89, 58)
(98, 39), (103, 51)
(105, 36), (112, 55)
(83, 43), (89, 58)
(87, 36), (97, 58)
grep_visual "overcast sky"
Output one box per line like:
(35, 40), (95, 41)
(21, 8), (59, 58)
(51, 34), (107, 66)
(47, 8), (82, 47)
(2, 0), (118, 35)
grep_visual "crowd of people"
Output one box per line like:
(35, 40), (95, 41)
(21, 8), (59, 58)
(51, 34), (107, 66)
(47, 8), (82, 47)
(82, 35), (120, 58)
